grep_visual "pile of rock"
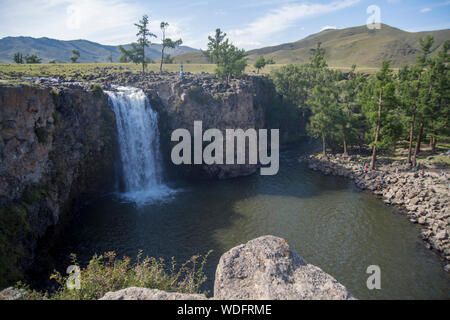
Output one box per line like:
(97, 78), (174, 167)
(299, 154), (450, 269)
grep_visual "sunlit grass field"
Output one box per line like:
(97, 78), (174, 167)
(0, 62), (382, 80)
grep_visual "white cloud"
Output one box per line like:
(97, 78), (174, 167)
(227, 0), (360, 49)
(0, 0), (195, 45)
(320, 25), (337, 31)
(420, 7), (431, 13)
(0, 0), (143, 44)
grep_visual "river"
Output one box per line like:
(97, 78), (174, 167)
(52, 145), (449, 299)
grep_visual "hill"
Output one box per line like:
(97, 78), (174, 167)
(246, 24), (450, 68)
(172, 51), (210, 64)
(0, 36), (199, 63)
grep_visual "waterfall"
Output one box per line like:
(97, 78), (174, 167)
(106, 86), (174, 204)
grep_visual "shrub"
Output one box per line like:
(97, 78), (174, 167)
(17, 250), (212, 300)
(92, 84), (103, 99)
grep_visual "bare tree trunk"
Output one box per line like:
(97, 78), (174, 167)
(343, 137), (348, 157)
(407, 110), (416, 164)
(431, 136), (436, 154)
(160, 45), (165, 73)
(412, 119), (424, 166)
(413, 81), (433, 166)
(322, 135), (328, 159)
(417, 125), (423, 153)
(408, 74), (422, 164)
(371, 87), (383, 170)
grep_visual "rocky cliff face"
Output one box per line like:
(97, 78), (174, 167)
(123, 74), (272, 179)
(0, 84), (117, 287)
(0, 73), (280, 287)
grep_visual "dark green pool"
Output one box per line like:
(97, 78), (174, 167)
(54, 145), (450, 299)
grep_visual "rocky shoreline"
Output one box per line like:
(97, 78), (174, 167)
(299, 153), (450, 271)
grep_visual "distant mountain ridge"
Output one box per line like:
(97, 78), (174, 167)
(1, 24), (449, 66)
(0, 36), (199, 63)
(245, 24), (450, 68)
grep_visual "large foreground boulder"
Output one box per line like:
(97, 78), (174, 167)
(214, 235), (354, 300)
(99, 287), (207, 300)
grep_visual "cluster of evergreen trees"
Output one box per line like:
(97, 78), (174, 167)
(13, 50), (81, 64)
(271, 37), (449, 169)
(13, 52), (42, 64)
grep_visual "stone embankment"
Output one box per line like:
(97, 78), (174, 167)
(299, 154), (450, 270)
(0, 236), (354, 300)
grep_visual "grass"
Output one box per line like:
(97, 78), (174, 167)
(16, 250), (212, 300)
(0, 63), (216, 79)
(0, 62), (383, 80)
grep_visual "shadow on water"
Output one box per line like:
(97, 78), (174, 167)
(51, 145), (450, 299)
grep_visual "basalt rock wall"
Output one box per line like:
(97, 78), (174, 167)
(139, 75), (274, 179)
(0, 84), (117, 287)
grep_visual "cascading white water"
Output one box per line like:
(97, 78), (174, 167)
(106, 86), (174, 204)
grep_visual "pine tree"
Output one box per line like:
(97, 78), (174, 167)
(254, 56), (266, 73)
(71, 50), (80, 63)
(135, 15), (156, 73)
(406, 36), (434, 164)
(13, 52), (23, 64)
(307, 82), (339, 159)
(118, 15), (156, 73)
(361, 60), (398, 170)
(206, 28), (227, 63)
(159, 22), (182, 73)
(427, 41), (450, 153)
(336, 65), (365, 156)
(416, 40), (449, 160)
(215, 40), (247, 83)
(24, 54), (42, 64)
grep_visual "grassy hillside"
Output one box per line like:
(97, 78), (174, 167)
(173, 52), (210, 64)
(0, 36), (198, 63)
(246, 24), (450, 68)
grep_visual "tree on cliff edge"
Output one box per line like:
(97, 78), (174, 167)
(159, 22), (182, 73)
(118, 15), (156, 73)
(206, 28), (247, 83)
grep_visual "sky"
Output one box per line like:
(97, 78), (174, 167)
(0, 0), (449, 50)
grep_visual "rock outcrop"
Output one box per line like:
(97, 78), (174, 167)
(300, 154), (450, 268)
(99, 287), (208, 300)
(214, 236), (353, 300)
(95, 236), (353, 300)
(0, 287), (26, 300)
(123, 73), (271, 179)
(0, 84), (117, 286)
